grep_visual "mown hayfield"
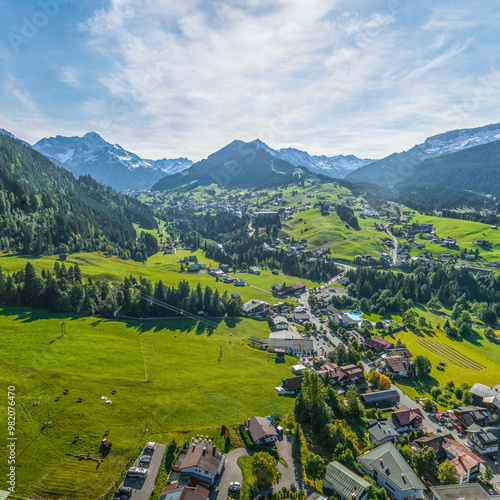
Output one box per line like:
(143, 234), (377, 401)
(383, 325), (500, 401)
(280, 208), (387, 260)
(0, 308), (295, 499)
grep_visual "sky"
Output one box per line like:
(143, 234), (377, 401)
(0, 0), (499, 162)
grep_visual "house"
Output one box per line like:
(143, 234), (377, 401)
(360, 389), (400, 407)
(366, 419), (399, 445)
(466, 424), (500, 455)
(442, 437), (484, 484)
(322, 461), (370, 500)
(281, 376), (304, 394)
(188, 263), (202, 272)
(317, 362), (364, 389)
(391, 405), (424, 433)
(390, 348), (412, 359)
(268, 331), (316, 357)
(231, 293), (240, 299)
(384, 356), (411, 377)
(243, 300), (270, 316)
(273, 316), (289, 330)
(453, 406), (494, 428)
(160, 485), (209, 500)
(294, 306), (310, 321)
(363, 336), (394, 354)
(248, 266), (261, 275)
(273, 282), (307, 295)
(412, 433), (453, 461)
(220, 264), (230, 273)
(235, 278), (245, 286)
(338, 277), (350, 286)
(245, 416), (278, 445)
(357, 442), (424, 500)
(291, 364), (306, 375)
(171, 443), (225, 486)
(431, 483), (497, 500)
(331, 313), (357, 328)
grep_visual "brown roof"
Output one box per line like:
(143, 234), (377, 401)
(412, 432), (453, 461)
(392, 405), (424, 426)
(443, 438), (484, 476)
(363, 336), (394, 353)
(341, 364), (364, 378)
(283, 376), (304, 391)
(245, 416), (278, 442)
(179, 489), (206, 500)
(391, 348), (412, 358)
(175, 443), (223, 476)
(385, 356), (411, 373)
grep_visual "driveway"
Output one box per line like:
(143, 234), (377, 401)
(273, 434), (308, 493)
(117, 443), (166, 500)
(210, 448), (253, 500)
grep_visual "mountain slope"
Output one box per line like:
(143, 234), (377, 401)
(346, 122), (500, 186)
(252, 139), (373, 178)
(152, 140), (316, 191)
(34, 132), (192, 191)
(397, 140), (500, 196)
(0, 132), (156, 256)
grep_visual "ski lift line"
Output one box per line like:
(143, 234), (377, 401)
(136, 293), (218, 327)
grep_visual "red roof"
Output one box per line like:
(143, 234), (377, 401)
(443, 438), (484, 476)
(392, 405), (424, 426)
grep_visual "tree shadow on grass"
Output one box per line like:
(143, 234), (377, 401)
(397, 374), (439, 396)
(0, 306), (80, 323)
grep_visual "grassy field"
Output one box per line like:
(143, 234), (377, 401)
(0, 249), (321, 306)
(382, 323), (500, 401)
(401, 215), (500, 262)
(280, 208), (387, 260)
(0, 308), (295, 499)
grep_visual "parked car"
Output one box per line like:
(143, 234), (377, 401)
(114, 486), (132, 498)
(144, 442), (156, 452)
(139, 455), (151, 464)
(126, 467), (147, 478)
(229, 482), (241, 493)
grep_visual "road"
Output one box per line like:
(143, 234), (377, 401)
(118, 443), (166, 500)
(210, 448), (252, 500)
(386, 228), (398, 265)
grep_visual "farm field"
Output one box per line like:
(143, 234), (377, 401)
(383, 324), (500, 401)
(0, 250), (320, 306)
(280, 208), (387, 260)
(0, 308), (295, 499)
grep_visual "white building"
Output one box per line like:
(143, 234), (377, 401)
(268, 331), (316, 357)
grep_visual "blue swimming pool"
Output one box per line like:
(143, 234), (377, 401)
(344, 311), (363, 322)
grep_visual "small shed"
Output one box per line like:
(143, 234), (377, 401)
(102, 438), (112, 449)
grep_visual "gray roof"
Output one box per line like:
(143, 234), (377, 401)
(361, 389), (400, 403)
(430, 483), (495, 500)
(323, 461), (370, 499)
(367, 419), (399, 443)
(470, 383), (500, 408)
(357, 442), (424, 492)
(467, 425), (500, 445)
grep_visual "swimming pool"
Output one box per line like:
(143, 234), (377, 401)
(344, 311), (363, 322)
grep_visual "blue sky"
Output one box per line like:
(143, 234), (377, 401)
(0, 0), (499, 161)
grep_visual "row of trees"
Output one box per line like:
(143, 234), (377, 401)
(0, 262), (243, 318)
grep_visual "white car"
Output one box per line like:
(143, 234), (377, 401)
(126, 467), (147, 478)
(229, 482), (241, 493)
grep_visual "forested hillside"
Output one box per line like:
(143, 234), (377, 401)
(0, 133), (157, 257)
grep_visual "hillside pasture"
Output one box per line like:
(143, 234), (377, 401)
(0, 308), (295, 498)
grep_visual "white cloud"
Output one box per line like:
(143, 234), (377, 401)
(4, 74), (39, 115)
(58, 66), (81, 88)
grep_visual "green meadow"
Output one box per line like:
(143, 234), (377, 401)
(405, 215), (500, 261)
(0, 249), (320, 306)
(280, 208), (387, 260)
(0, 308), (295, 499)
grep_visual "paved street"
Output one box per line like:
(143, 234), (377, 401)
(210, 448), (252, 500)
(273, 434), (308, 493)
(117, 443), (166, 500)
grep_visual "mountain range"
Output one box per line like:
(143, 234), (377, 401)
(346, 122), (500, 190)
(252, 139), (373, 177)
(33, 132), (193, 192)
(152, 140), (318, 191)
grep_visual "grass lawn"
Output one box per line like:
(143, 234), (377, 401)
(0, 250), (321, 306)
(382, 324), (500, 401)
(0, 308), (295, 499)
(280, 208), (387, 261)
